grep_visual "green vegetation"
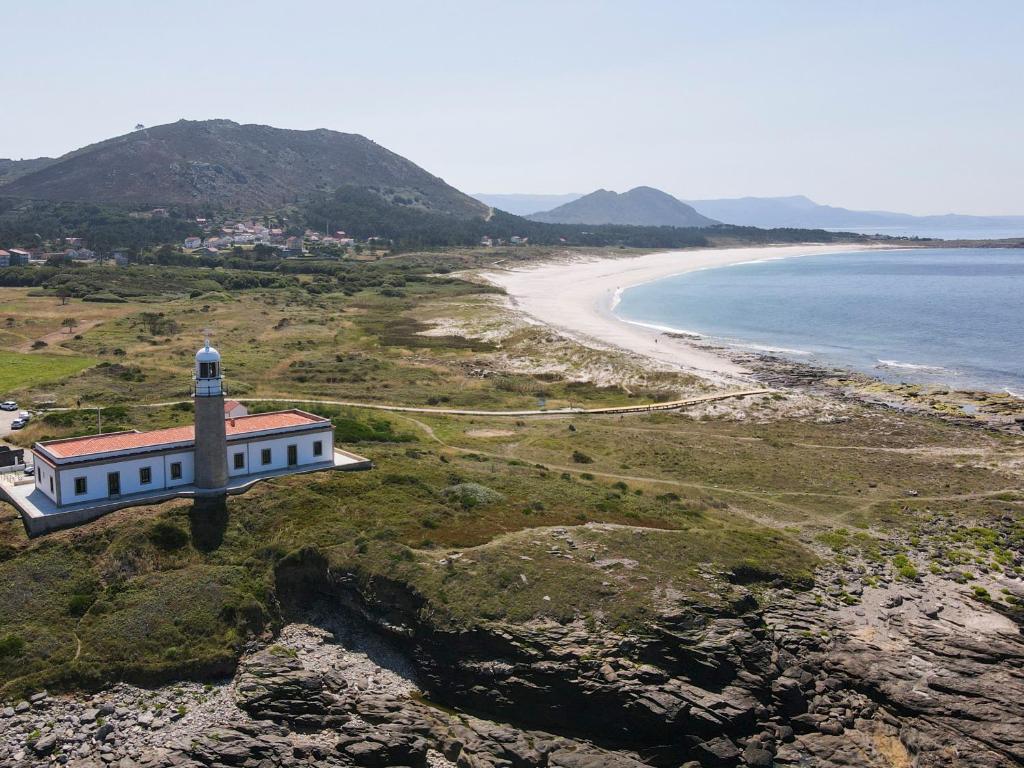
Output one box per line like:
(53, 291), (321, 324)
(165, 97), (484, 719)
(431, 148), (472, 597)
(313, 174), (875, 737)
(0, 350), (95, 393)
(302, 185), (860, 253)
(0, 250), (1019, 700)
(892, 554), (919, 580)
(0, 199), (198, 252)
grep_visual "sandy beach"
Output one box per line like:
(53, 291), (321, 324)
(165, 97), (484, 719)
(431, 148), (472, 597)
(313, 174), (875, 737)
(482, 244), (873, 384)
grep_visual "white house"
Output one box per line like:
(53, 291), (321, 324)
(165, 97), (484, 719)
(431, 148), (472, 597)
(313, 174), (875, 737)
(224, 399), (248, 419)
(8, 339), (371, 536)
(184, 236), (203, 249)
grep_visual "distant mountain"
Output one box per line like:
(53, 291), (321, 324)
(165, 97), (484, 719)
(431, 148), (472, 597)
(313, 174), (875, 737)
(686, 195), (1024, 233)
(0, 119), (487, 217)
(0, 157), (55, 186)
(471, 192), (583, 216)
(528, 186), (717, 228)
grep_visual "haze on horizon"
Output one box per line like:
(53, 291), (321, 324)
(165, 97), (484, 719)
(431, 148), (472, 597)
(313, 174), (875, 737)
(5, 0), (1023, 216)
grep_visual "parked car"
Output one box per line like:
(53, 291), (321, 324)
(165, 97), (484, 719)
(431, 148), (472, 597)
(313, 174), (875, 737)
(18, 411), (30, 421)
(10, 419), (26, 430)
(23, 465), (34, 476)
(0, 401), (17, 411)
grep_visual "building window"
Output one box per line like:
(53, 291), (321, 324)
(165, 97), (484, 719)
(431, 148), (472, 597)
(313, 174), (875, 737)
(74, 477), (87, 495)
(313, 440), (323, 457)
(170, 462), (182, 480)
(261, 448), (272, 465)
(49, 477), (54, 493)
(199, 361), (218, 379)
(140, 466), (152, 485)
(233, 453), (245, 470)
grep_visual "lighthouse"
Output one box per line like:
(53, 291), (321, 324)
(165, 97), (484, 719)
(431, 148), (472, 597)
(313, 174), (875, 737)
(193, 336), (229, 490)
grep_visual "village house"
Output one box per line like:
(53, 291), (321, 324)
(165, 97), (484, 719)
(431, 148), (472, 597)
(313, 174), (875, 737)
(183, 236), (203, 249)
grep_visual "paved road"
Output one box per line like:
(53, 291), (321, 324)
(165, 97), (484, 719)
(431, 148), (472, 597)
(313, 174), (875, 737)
(0, 407), (25, 440)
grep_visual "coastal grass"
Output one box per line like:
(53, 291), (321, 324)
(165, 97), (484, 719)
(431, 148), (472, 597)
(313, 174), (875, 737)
(1, 395), (1018, 696)
(0, 350), (96, 396)
(0, 255), (1021, 696)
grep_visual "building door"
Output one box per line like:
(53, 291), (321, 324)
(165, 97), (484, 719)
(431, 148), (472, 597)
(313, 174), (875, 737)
(107, 471), (121, 497)
(287, 444), (298, 466)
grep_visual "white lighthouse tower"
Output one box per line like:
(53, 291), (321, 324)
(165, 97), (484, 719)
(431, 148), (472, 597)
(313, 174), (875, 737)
(193, 336), (228, 490)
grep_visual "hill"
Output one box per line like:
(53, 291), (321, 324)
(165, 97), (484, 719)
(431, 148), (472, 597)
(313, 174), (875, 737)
(686, 194), (1024, 235)
(0, 119), (487, 217)
(528, 186), (717, 227)
(471, 192), (583, 216)
(0, 157), (54, 186)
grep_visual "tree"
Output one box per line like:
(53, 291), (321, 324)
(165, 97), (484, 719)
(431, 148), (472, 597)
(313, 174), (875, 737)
(62, 317), (78, 334)
(56, 287), (71, 305)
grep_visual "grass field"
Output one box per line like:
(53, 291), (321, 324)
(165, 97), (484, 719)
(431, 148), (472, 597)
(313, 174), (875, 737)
(0, 350), (96, 396)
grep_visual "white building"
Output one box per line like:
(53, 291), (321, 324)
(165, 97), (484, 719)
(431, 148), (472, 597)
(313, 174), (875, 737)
(7, 339), (370, 536)
(32, 408), (335, 507)
(184, 236), (203, 249)
(224, 399), (248, 419)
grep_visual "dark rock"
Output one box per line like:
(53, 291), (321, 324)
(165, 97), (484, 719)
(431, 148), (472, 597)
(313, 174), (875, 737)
(742, 743), (774, 767)
(818, 719), (844, 736)
(32, 733), (58, 755)
(692, 736), (741, 766)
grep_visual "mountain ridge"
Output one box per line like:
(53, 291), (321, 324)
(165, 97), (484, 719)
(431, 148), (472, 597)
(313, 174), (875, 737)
(471, 192), (584, 216)
(527, 186), (717, 228)
(684, 194), (1024, 231)
(0, 119), (487, 217)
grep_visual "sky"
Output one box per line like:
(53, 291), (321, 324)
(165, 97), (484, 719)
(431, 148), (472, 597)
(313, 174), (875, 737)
(4, 0), (1024, 215)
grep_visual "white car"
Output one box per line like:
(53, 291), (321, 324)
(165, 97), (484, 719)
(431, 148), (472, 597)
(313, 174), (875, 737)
(17, 411), (30, 421)
(0, 401), (17, 411)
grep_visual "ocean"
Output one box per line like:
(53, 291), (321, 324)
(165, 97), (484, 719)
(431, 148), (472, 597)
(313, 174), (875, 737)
(614, 248), (1024, 394)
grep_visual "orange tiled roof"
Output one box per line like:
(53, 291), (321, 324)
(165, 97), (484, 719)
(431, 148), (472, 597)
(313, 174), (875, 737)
(39, 410), (327, 459)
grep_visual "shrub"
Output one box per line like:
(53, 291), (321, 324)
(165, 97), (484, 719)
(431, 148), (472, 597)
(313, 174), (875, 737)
(442, 482), (505, 510)
(83, 292), (127, 303)
(0, 634), (24, 659)
(572, 450), (594, 464)
(893, 553), (918, 580)
(31, 340), (47, 349)
(68, 593), (94, 617)
(148, 520), (189, 551)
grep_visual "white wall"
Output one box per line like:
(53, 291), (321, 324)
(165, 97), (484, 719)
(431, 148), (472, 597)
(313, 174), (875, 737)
(57, 451), (194, 504)
(49, 426), (333, 506)
(161, 451), (195, 488)
(230, 429), (333, 477)
(34, 459), (58, 503)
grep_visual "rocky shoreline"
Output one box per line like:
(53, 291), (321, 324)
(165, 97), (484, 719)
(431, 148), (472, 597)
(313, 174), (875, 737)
(673, 333), (1024, 434)
(3, 538), (1023, 768)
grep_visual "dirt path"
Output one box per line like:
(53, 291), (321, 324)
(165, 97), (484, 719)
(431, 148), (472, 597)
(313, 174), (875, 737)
(133, 389), (773, 418)
(18, 318), (104, 352)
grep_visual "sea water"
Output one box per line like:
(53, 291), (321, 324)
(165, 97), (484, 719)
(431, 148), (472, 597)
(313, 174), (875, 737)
(614, 248), (1024, 393)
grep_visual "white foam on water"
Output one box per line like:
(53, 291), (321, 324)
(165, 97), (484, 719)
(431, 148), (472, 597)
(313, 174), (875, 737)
(876, 359), (950, 373)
